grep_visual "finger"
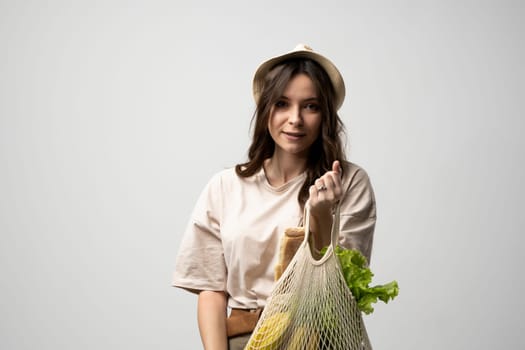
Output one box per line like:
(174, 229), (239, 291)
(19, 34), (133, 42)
(323, 173), (341, 202)
(315, 178), (327, 192)
(324, 170), (342, 187)
(324, 172), (343, 199)
(309, 184), (317, 198)
(332, 160), (342, 176)
(323, 174), (336, 192)
(332, 160), (340, 173)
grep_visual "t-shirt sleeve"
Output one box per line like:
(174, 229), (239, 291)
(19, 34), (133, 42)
(172, 174), (227, 293)
(338, 165), (377, 265)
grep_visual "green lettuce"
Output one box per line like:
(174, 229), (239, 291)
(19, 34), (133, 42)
(321, 246), (399, 314)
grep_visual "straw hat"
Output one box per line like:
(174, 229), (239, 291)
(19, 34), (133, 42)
(252, 44), (346, 110)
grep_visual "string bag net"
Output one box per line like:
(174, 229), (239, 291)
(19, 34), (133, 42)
(245, 203), (372, 350)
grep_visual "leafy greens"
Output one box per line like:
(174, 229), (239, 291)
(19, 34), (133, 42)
(321, 246), (399, 315)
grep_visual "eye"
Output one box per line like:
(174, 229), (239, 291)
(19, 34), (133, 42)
(275, 100), (288, 108)
(304, 103), (320, 111)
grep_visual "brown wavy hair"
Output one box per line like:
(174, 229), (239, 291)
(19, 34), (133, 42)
(235, 58), (347, 207)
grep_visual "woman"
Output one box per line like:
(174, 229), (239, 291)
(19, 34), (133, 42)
(173, 44), (376, 350)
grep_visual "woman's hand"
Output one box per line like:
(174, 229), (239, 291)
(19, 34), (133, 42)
(309, 160), (343, 214)
(308, 160), (343, 250)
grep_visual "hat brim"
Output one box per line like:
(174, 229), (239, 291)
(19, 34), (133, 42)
(252, 47), (346, 110)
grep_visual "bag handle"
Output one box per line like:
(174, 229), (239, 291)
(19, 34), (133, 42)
(303, 200), (341, 262)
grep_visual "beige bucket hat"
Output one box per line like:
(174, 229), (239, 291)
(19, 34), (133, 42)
(252, 44), (346, 110)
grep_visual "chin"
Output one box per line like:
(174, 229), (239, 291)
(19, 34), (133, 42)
(284, 148), (309, 157)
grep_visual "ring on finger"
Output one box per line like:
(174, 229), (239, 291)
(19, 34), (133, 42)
(317, 185), (327, 191)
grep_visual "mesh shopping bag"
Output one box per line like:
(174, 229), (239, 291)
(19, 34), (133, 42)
(245, 203), (372, 350)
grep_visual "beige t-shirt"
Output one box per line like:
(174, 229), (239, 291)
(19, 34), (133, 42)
(172, 161), (376, 309)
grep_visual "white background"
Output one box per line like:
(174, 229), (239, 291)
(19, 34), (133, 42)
(1, 1), (524, 349)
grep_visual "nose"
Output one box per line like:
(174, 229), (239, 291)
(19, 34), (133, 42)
(287, 105), (303, 125)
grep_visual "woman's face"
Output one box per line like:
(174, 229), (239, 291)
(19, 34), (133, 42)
(268, 73), (322, 159)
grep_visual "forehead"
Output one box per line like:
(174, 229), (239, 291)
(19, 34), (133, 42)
(281, 73), (318, 98)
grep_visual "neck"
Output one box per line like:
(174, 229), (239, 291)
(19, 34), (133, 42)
(264, 151), (307, 187)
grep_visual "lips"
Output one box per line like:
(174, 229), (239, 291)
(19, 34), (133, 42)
(283, 131), (306, 139)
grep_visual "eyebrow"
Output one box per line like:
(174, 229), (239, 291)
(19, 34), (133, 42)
(279, 96), (319, 102)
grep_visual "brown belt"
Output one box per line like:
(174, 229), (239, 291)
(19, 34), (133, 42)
(226, 308), (263, 338)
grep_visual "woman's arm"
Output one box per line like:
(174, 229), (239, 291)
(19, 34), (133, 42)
(197, 290), (228, 350)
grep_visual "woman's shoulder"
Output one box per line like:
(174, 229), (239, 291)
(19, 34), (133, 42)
(205, 167), (236, 188)
(206, 166), (264, 189)
(211, 166), (237, 179)
(341, 160), (372, 183)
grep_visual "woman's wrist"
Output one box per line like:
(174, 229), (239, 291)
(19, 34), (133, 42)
(309, 206), (333, 252)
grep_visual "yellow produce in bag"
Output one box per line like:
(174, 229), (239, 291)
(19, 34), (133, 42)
(245, 312), (291, 350)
